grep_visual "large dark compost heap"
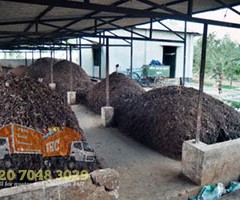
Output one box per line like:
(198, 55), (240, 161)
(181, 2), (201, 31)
(116, 86), (240, 159)
(86, 72), (144, 114)
(28, 58), (93, 103)
(0, 74), (81, 133)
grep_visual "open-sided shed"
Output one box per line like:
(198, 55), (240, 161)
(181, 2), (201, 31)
(0, 0), (240, 49)
(1, 0), (240, 141)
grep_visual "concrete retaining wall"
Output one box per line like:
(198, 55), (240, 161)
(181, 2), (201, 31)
(0, 168), (119, 200)
(182, 139), (240, 186)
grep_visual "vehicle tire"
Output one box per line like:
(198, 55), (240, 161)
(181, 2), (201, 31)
(43, 159), (51, 168)
(154, 76), (166, 88)
(67, 160), (75, 170)
(4, 158), (12, 169)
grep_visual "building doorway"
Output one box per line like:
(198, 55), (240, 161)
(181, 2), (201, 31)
(163, 46), (177, 78)
(92, 45), (101, 78)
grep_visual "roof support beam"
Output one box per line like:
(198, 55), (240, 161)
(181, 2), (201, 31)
(214, 0), (240, 16)
(4, 0), (240, 29)
(188, 0), (193, 16)
(24, 6), (54, 32)
(98, 19), (149, 39)
(107, 31), (131, 44)
(156, 20), (184, 40)
(136, 0), (185, 15)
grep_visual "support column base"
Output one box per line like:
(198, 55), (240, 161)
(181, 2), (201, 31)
(101, 106), (114, 127)
(67, 91), (76, 105)
(49, 83), (56, 90)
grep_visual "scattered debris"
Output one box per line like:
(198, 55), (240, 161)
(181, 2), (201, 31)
(189, 183), (226, 200)
(189, 181), (240, 200)
(0, 168), (119, 199)
(91, 168), (119, 191)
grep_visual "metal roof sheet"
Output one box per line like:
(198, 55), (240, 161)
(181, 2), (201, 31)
(0, 0), (240, 49)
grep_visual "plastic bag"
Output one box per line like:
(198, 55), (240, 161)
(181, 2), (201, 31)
(226, 181), (240, 193)
(189, 183), (226, 200)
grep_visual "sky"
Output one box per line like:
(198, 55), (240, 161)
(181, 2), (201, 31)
(138, 5), (240, 43)
(190, 5), (240, 43)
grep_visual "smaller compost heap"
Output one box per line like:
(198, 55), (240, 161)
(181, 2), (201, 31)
(11, 65), (28, 76)
(27, 57), (59, 79)
(116, 86), (240, 159)
(0, 74), (81, 133)
(28, 58), (93, 103)
(86, 72), (144, 114)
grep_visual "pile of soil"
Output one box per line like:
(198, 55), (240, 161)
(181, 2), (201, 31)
(116, 86), (240, 159)
(86, 72), (144, 114)
(0, 74), (81, 133)
(47, 60), (93, 104)
(27, 57), (59, 79)
(28, 58), (93, 103)
(11, 65), (28, 76)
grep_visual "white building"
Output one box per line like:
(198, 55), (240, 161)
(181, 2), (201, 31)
(81, 23), (199, 81)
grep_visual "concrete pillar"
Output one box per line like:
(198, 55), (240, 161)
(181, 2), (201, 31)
(101, 106), (114, 127)
(182, 139), (240, 186)
(49, 83), (56, 90)
(67, 91), (76, 105)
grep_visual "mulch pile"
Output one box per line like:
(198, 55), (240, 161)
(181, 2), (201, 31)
(115, 86), (240, 159)
(28, 58), (93, 103)
(86, 72), (144, 114)
(0, 74), (82, 133)
(27, 57), (59, 79)
(11, 65), (28, 76)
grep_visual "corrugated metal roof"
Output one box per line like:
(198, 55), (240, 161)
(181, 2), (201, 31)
(0, 0), (240, 48)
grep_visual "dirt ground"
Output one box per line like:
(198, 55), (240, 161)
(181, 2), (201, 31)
(72, 105), (200, 200)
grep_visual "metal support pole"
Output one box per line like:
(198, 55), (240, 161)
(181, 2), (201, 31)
(106, 38), (110, 106)
(50, 49), (53, 83)
(79, 38), (82, 67)
(70, 55), (73, 91)
(25, 52), (27, 66)
(66, 47), (68, 60)
(31, 50), (34, 65)
(183, 21), (187, 86)
(149, 18), (153, 39)
(70, 45), (72, 62)
(130, 28), (133, 78)
(39, 49), (42, 58)
(196, 23), (208, 143)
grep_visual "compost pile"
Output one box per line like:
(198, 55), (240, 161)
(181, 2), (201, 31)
(47, 60), (93, 103)
(11, 65), (28, 76)
(86, 72), (144, 114)
(0, 74), (81, 133)
(28, 59), (93, 103)
(27, 57), (59, 79)
(115, 86), (240, 159)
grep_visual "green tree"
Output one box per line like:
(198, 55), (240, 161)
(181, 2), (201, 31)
(193, 33), (240, 85)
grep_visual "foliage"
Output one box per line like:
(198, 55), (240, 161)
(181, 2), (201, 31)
(193, 33), (240, 84)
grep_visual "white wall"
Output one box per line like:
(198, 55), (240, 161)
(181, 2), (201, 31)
(81, 48), (94, 76)
(81, 28), (196, 80)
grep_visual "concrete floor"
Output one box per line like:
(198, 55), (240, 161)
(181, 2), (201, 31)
(72, 105), (200, 200)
